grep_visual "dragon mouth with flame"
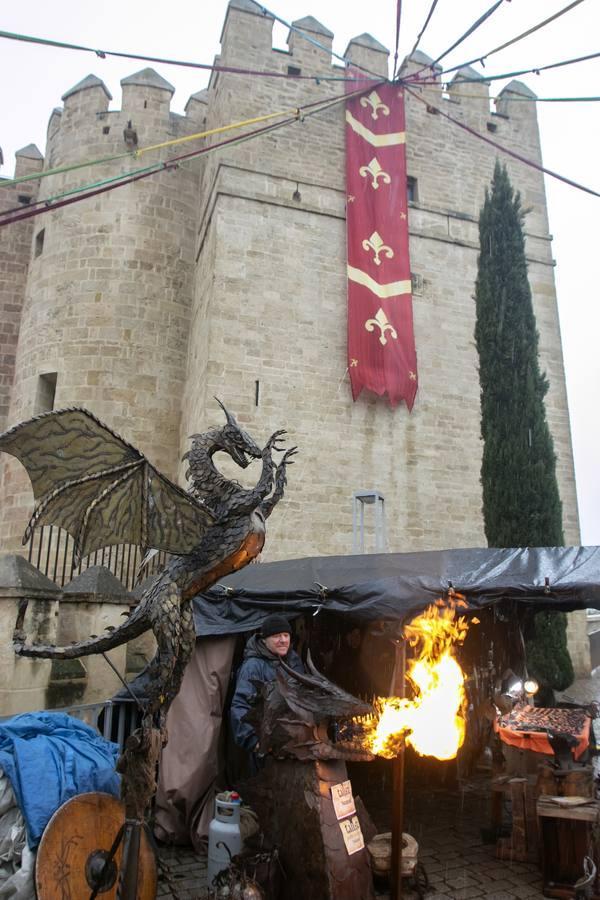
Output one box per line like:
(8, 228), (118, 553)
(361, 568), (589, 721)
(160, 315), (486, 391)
(357, 596), (477, 761)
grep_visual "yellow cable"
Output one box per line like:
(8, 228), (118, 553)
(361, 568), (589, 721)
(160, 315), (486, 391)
(2, 106), (303, 186)
(136, 107), (301, 156)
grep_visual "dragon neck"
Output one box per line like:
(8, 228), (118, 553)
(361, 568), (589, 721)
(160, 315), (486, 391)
(188, 429), (239, 499)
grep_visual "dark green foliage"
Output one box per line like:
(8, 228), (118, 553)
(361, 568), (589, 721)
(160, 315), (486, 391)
(475, 161), (573, 692)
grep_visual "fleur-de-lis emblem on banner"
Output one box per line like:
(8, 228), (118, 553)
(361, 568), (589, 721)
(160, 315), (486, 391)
(365, 308), (398, 346)
(359, 157), (391, 190)
(362, 231), (394, 266)
(360, 91), (390, 121)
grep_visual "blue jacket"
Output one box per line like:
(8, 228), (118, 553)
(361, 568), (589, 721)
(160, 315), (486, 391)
(230, 634), (305, 750)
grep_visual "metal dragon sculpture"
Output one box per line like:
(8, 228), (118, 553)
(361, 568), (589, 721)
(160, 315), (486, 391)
(0, 401), (296, 721)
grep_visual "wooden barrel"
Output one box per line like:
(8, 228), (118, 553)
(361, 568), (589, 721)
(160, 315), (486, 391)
(537, 765), (594, 798)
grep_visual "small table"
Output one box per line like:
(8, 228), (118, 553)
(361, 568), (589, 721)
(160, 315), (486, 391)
(496, 705), (591, 761)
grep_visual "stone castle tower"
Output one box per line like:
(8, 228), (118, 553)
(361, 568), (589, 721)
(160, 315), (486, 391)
(0, 2), (587, 665)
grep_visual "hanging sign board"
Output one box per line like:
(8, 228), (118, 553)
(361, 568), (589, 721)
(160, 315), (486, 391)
(331, 780), (357, 821)
(339, 815), (365, 856)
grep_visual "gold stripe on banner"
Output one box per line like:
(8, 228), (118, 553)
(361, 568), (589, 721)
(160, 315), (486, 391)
(345, 111), (406, 147)
(347, 265), (411, 299)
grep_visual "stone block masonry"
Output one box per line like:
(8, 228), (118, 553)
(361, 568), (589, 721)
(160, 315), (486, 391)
(0, 2), (586, 670)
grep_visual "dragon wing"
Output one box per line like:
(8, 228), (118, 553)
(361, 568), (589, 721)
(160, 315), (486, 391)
(0, 408), (215, 562)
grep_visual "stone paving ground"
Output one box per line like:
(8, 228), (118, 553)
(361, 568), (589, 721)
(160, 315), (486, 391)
(154, 670), (600, 899)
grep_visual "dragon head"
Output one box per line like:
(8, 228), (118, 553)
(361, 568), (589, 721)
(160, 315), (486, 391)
(247, 652), (375, 762)
(183, 399), (263, 484)
(213, 399), (262, 469)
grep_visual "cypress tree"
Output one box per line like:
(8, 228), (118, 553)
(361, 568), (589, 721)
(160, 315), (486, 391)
(474, 161), (573, 694)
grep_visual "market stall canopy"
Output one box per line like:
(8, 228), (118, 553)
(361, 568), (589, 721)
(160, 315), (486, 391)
(192, 546), (600, 637)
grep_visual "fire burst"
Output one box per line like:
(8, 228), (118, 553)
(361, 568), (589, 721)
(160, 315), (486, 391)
(360, 597), (477, 761)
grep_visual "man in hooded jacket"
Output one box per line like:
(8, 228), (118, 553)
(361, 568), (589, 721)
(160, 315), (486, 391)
(230, 614), (305, 753)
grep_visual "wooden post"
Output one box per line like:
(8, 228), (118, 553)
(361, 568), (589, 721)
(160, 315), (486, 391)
(390, 639), (406, 900)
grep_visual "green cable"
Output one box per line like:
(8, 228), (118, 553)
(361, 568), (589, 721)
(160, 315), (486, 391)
(4, 150), (135, 188)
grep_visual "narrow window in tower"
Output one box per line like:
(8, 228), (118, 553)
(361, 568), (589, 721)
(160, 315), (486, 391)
(255, 380), (260, 407)
(34, 372), (57, 414)
(34, 229), (45, 258)
(407, 177), (418, 204)
(287, 65), (302, 77)
(102, 126), (110, 135)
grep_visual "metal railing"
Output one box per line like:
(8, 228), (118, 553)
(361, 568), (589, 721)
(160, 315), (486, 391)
(61, 699), (141, 752)
(0, 699), (140, 753)
(26, 525), (167, 589)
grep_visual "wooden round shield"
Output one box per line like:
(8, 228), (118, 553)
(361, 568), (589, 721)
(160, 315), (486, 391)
(35, 792), (157, 900)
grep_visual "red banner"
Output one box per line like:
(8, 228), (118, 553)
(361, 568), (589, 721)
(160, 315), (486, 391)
(345, 83), (417, 410)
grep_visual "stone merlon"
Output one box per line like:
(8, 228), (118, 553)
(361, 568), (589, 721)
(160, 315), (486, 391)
(498, 79), (538, 100)
(289, 16), (333, 38)
(15, 144), (43, 160)
(399, 49), (442, 78)
(344, 33), (389, 56)
(452, 65), (491, 86)
(120, 67), (175, 94)
(61, 74), (112, 102)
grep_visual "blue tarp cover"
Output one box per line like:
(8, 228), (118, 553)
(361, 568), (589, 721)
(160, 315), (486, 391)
(0, 711), (120, 847)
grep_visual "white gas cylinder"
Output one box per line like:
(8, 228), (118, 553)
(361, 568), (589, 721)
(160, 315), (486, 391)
(207, 791), (243, 886)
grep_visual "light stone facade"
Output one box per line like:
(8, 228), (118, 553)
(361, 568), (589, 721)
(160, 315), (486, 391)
(0, 1), (587, 673)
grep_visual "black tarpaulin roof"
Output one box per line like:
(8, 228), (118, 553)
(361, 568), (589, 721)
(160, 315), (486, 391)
(192, 545), (600, 636)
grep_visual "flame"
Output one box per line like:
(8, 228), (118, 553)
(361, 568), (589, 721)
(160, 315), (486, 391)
(360, 597), (473, 760)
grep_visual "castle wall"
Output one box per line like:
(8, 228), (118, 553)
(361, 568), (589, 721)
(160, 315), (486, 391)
(0, 148), (43, 432)
(0, 74), (202, 553)
(182, 4), (579, 561)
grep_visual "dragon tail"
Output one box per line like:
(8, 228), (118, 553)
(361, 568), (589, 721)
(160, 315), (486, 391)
(14, 602), (149, 660)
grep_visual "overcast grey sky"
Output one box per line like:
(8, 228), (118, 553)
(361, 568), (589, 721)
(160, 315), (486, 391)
(1, 0), (599, 542)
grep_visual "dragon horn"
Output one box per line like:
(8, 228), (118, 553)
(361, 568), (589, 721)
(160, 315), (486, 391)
(214, 397), (236, 426)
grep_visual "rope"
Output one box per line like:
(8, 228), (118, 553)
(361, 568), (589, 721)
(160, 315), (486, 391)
(408, 0), (507, 80)
(440, 0), (587, 76)
(416, 85), (600, 103)
(404, 50), (600, 87)
(408, 0), (440, 61)
(393, 0), (402, 80)
(247, 0), (384, 80)
(0, 83), (381, 227)
(432, 0), (506, 66)
(405, 86), (600, 199)
(2, 104), (337, 188)
(0, 28), (369, 83)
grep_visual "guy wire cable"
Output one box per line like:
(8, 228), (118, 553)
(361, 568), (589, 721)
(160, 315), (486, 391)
(433, 0), (506, 65)
(409, 0), (508, 79)
(3, 89), (357, 189)
(392, 0), (403, 80)
(0, 81), (383, 228)
(408, 0), (440, 60)
(413, 86), (600, 103)
(402, 49), (600, 87)
(0, 28), (370, 83)
(405, 86), (600, 199)
(247, 0), (385, 80)
(439, 0), (587, 77)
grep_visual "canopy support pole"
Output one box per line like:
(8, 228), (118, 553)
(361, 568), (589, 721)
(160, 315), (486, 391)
(390, 638), (406, 900)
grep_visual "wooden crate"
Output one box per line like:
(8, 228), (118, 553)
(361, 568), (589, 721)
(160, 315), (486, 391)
(537, 797), (600, 898)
